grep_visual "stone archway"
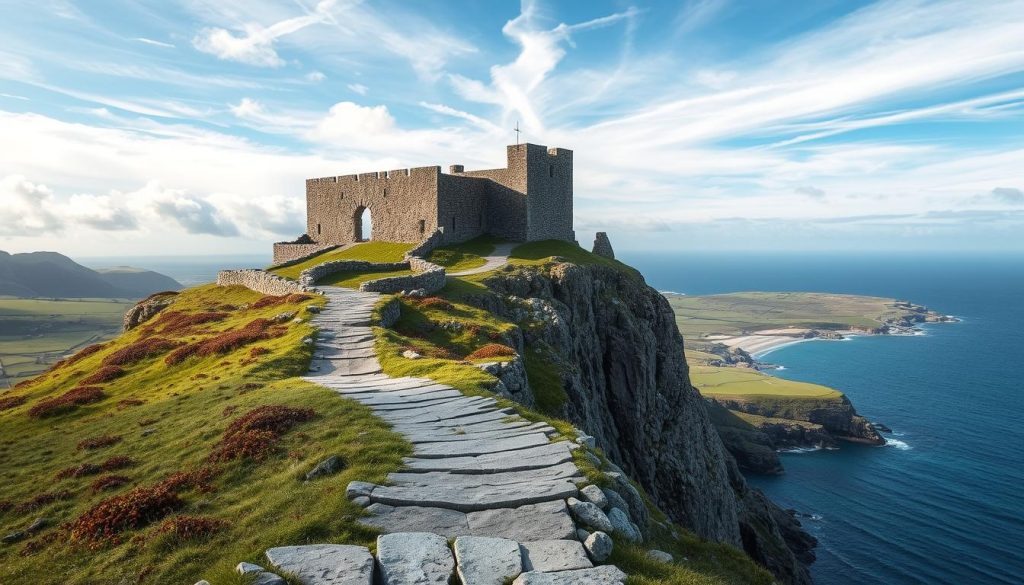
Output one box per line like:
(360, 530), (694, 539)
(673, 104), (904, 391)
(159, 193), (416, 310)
(353, 206), (372, 242)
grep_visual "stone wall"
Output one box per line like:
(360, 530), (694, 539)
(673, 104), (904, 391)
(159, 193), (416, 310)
(461, 145), (529, 242)
(299, 260), (409, 287)
(305, 166), (441, 245)
(358, 264), (446, 294)
(217, 269), (316, 296)
(436, 173), (489, 244)
(272, 243), (339, 266)
(405, 229), (445, 259)
(524, 145), (574, 242)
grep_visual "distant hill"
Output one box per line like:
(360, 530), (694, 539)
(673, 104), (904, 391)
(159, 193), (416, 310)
(0, 250), (182, 298)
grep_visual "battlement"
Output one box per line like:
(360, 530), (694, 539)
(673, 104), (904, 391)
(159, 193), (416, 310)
(301, 144), (573, 247)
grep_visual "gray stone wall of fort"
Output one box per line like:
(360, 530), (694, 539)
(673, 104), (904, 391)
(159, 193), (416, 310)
(217, 269), (315, 296)
(305, 166), (441, 245)
(271, 243), (338, 265)
(524, 144), (574, 242)
(436, 173), (489, 244)
(459, 144), (530, 241)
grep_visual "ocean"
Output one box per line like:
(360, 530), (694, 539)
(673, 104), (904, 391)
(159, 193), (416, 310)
(619, 251), (1024, 585)
(82, 250), (1024, 583)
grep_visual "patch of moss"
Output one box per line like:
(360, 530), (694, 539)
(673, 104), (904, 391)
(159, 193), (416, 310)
(270, 241), (415, 280)
(523, 350), (567, 416)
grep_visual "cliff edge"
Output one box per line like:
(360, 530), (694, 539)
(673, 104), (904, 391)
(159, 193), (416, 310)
(462, 256), (816, 584)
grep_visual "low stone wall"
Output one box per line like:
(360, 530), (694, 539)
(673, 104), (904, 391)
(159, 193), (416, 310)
(217, 269), (316, 296)
(299, 260), (409, 287)
(405, 229), (445, 260)
(377, 297), (401, 328)
(359, 263), (446, 294)
(272, 243), (339, 267)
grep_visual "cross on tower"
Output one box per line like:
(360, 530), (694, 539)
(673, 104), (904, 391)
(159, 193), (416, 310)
(514, 121), (521, 145)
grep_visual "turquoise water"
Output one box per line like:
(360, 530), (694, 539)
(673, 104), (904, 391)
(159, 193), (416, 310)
(619, 251), (1024, 585)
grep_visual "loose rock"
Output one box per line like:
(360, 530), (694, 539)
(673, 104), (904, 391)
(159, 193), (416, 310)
(580, 485), (608, 509)
(346, 481), (375, 499)
(607, 508), (642, 542)
(647, 549), (674, 563)
(566, 497), (613, 532)
(305, 455), (345, 481)
(583, 531), (613, 562)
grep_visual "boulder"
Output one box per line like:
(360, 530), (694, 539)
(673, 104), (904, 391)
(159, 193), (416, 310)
(607, 508), (642, 542)
(583, 531), (613, 562)
(647, 549), (674, 563)
(591, 232), (615, 259)
(236, 562), (286, 585)
(566, 497), (613, 532)
(453, 536), (522, 585)
(376, 532), (454, 585)
(305, 455), (345, 481)
(579, 485), (608, 509)
(346, 481), (375, 499)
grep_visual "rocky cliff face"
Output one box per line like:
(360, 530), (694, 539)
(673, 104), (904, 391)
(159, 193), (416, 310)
(714, 395), (884, 447)
(471, 261), (815, 585)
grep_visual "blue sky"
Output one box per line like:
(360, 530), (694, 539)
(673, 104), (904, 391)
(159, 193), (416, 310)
(1, 0), (1023, 256)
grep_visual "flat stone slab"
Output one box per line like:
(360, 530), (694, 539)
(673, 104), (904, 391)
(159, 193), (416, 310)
(402, 442), (574, 474)
(370, 479), (578, 512)
(519, 540), (592, 573)
(454, 536), (522, 585)
(512, 566), (627, 585)
(265, 544), (374, 585)
(376, 532), (454, 585)
(360, 504), (471, 537)
(411, 433), (551, 458)
(466, 500), (577, 542)
(388, 462), (582, 489)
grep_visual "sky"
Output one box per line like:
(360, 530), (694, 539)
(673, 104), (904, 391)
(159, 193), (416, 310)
(1, 0), (1023, 257)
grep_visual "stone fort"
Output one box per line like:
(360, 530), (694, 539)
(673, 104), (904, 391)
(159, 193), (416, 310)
(275, 143), (574, 262)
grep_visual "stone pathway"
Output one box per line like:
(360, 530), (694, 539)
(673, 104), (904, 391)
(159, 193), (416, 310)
(235, 286), (629, 584)
(447, 242), (517, 277)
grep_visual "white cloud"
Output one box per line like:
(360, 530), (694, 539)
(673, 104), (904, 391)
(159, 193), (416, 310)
(0, 175), (63, 235)
(308, 101), (396, 140)
(66, 193), (138, 230)
(134, 37), (175, 49)
(347, 83), (368, 95)
(192, 0), (337, 67)
(990, 187), (1023, 204)
(306, 71), (327, 82)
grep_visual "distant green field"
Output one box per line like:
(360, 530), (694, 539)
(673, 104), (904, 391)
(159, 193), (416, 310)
(270, 241), (415, 280)
(691, 365), (841, 399)
(0, 297), (134, 385)
(667, 291), (909, 339)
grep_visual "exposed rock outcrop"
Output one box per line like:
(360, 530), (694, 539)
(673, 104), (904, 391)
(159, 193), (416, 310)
(713, 395), (884, 446)
(470, 261), (815, 584)
(122, 291), (178, 331)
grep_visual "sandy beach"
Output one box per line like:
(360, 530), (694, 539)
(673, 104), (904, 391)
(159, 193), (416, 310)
(712, 328), (857, 358)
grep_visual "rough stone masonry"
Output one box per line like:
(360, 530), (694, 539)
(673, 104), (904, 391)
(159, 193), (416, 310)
(274, 144), (576, 263)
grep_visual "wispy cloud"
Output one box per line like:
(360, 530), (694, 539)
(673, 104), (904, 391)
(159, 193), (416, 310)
(134, 37), (175, 49)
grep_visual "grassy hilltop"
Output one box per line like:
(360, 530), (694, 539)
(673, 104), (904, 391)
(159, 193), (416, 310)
(0, 240), (775, 585)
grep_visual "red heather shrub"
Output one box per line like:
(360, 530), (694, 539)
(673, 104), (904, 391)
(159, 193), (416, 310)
(117, 398), (145, 409)
(70, 484), (184, 545)
(143, 310), (228, 336)
(251, 293), (313, 309)
(159, 467), (218, 494)
(56, 463), (102, 480)
(157, 515), (227, 541)
(415, 297), (453, 310)
(16, 490), (73, 512)
(101, 338), (180, 367)
(0, 500), (13, 514)
(209, 405), (316, 463)
(19, 532), (59, 557)
(165, 319), (283, 366)
(100, 455), (135, 472)
(0, 395), (27, 411)
(91, 475), (131, 493)
(249, 346), (271, 357)
(465, 343), (518, 360)
(53, 343), (107, 369)
(29, 386), (106, 418)
(80, 365), (126, 385)
(77, 434), (123, 451)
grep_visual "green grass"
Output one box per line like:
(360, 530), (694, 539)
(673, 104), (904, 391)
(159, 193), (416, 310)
(691, 365), (841, 399)
(0, 297), (135, 385)
(427, 235), (501, 273)
(270, 242), (415, 280)
(0, 284), (409, 584)
(523, 349), (567, 415)
(508, 240), (642, 278)
(318, 269), (415, 289)
(667, 291), (917, 340)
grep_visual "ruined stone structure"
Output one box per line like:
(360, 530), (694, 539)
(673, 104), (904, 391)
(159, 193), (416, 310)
(276, 144), (574, 262)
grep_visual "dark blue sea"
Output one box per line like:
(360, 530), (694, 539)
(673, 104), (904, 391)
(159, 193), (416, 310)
(618, 251), (1024, 585)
